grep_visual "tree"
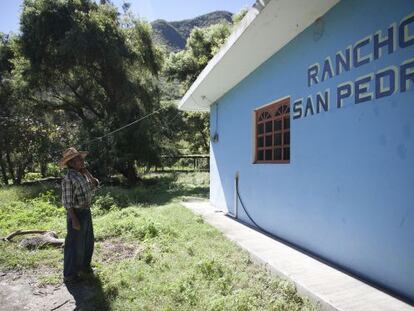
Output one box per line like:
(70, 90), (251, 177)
(163, 22), (233, 154)
(0, 33), (61, 185)
(232, 8), (248, 24)
(18, 0), (164, 184)
(165, 23), (231, 88)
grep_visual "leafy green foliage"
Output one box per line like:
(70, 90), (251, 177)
(232, 8), (248, 24)
(157, 7), (251, 156)
(92, 193), (119, 216)
(0, 2), (248, 186)
(0, 33), (63, 185)
(165, 23), (231, 88)
(161, 22), (233, 154)
(23, 172), (42, 181)
(16, 0), (167, 184)
(0, 3), (249, 185)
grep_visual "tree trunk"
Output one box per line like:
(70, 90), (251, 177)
(118, 161), (140, 185)
(5, 149), (15, 183)
(15, 155), (33, 185)
(40, 162), (47, 178)
(0, 153), (8, 185)
(15, 165), (24, 185)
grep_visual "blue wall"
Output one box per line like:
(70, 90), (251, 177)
(210, 0), (414, 302)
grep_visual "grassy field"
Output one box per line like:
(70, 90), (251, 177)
(0, 172), (317, 310)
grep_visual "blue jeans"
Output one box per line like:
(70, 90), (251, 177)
(64, 208), (94, 278)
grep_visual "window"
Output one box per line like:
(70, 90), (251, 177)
(254, 98), (290, 163)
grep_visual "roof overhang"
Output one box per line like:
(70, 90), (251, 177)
(178, 0), (339, 112)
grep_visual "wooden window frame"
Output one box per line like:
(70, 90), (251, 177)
(254, 97), (290, 164)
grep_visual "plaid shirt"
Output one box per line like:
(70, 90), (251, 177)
(61, 169), (96, 210)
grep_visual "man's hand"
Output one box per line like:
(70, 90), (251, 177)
(72, 217), (81, 231)
(68, 208), (81, 231)
(91, 177), (99, 188)
(81, 167), (99, 188)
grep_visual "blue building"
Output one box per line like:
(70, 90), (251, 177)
(179, 0), (414, 303)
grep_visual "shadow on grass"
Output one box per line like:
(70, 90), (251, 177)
(97, 172), (209, 207)
(0, 183), (59, 201)
(65, 274), (110, 311)
(2, 172), (209, 209)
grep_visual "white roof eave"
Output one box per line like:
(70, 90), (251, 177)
(178, 0), (339, 112)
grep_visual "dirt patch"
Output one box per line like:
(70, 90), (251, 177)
(96, 239), (143, 263)
(0, 269), (107, 311)
(0, 269), (73, 311)
(0, 239), (139, 310)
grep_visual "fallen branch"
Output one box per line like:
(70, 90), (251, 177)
(1, 230), (64, 249)
(2, 230), (49, 242)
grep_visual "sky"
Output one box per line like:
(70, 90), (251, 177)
(0, 0), (252, 34)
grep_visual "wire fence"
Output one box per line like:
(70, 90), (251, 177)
(153, 155), (210, 172)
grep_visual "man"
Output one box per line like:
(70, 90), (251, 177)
(59, 147), (99, 283)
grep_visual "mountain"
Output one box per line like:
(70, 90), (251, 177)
(151, 11), (233, 52)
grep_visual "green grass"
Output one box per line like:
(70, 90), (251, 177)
(0, 172), (317, 310)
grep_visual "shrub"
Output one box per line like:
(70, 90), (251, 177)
(92, 193), (119, 216)
(46, 163), (60, 177)
(24, 172), (42, 181)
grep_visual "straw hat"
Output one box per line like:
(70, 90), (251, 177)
(59, 147), (88, 169)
